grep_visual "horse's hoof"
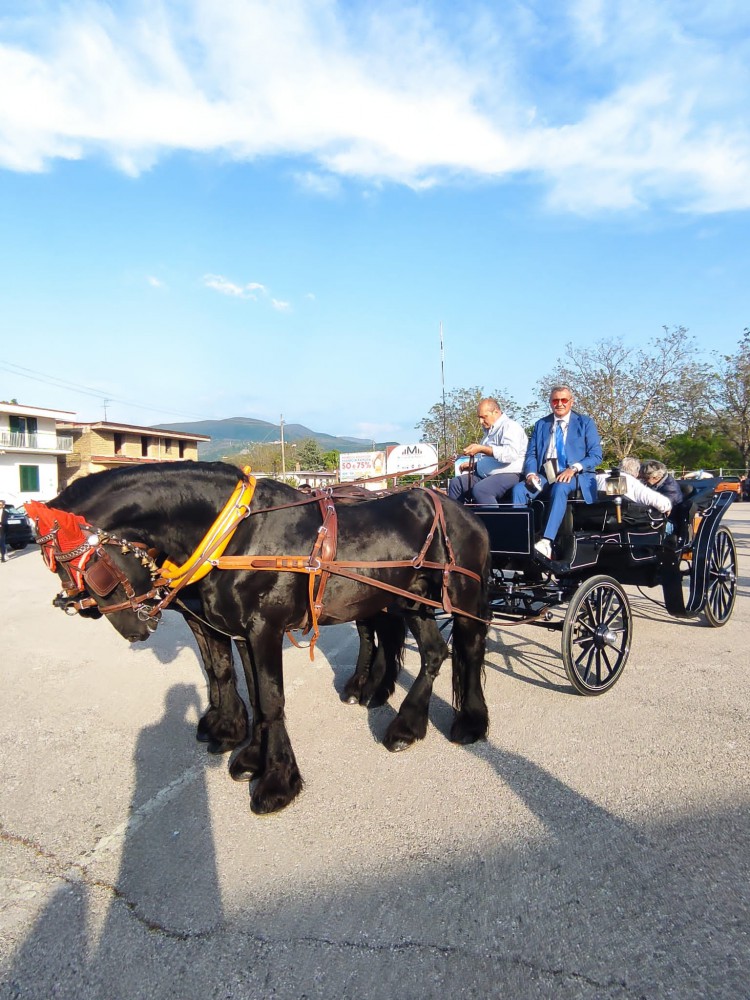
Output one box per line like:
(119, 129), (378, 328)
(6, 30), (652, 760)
(250, 771), (303, 813)
(385, 737), (413, 753)
(229, 747), (262, 782)
(207, 739), (236, 755)
(449, 714), (489, 745)
(343, 694), (360, 705)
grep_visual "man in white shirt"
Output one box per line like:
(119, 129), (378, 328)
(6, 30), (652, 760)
(448, 398), (528, 505)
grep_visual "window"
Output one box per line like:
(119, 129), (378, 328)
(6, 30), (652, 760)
(164, 438), (173, 455)
(140, 435), (149, 457)
(179, 440), (186, 458)
(19, 465), (40, 492)
(10, 415), (38, 435)
(114, 432), (124, 455)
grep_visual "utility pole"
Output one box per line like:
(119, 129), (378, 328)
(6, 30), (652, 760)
(280, 414), (286, 476)
(103, 398), (110, 421)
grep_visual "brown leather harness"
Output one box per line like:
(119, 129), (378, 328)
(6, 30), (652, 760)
(31, 474), (488, 654)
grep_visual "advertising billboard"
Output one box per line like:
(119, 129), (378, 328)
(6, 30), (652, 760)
(339, 451), (386, 487)
(386, 443), (439, 476)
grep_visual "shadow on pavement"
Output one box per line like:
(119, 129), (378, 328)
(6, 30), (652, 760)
(2, 683), (223, 999)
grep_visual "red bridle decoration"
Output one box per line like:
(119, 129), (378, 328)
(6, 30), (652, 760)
(25, 500), (95, 581)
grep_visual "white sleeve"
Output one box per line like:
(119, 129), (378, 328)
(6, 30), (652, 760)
(622, 474), (673, 514)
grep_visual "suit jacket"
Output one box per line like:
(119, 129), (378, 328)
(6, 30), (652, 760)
(523, 410), (603, 503)
(655, 473), (683, 509)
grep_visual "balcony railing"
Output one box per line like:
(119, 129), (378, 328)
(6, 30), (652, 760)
(0, 431), (73, 452)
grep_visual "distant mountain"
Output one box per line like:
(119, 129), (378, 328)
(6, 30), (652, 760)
(154, 417), (394, 462)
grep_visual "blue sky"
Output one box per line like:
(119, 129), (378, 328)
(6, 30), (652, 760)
(1, 0), (749, 443)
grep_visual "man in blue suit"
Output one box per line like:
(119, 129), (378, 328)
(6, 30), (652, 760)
(512, 385), (603, 559)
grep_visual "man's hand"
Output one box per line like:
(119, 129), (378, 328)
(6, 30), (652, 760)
(463, 443), (487, 457)
(556, 467), (576, 483)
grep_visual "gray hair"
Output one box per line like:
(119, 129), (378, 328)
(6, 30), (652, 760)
(620, 456), (641, 477)
(548, 384), (573, 399)
(640, 459), (668, 481)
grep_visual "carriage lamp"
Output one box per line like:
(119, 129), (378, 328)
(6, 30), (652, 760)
(604, 470), (627, 496)
(604, 469), (627, 524)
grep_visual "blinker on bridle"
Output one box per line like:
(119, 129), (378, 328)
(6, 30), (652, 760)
(44, 525), (165, 631)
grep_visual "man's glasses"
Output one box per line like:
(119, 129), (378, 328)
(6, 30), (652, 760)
(551, 397), (570, 404)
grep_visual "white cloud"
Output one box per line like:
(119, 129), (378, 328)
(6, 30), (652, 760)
(147, 275), (164, 287)
(291, 170), (342, 197)
(203, 273), (266, 299)
(1, 1), (750, 213)
(203, 273), (293, 309)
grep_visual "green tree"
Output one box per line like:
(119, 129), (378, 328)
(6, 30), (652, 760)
(322, 449), (340, 471)
(662, 427), (743, 472)
(225, 442), (283, 473)
(542, 326), (707, 462)
(704, 329), (750, 466)
(296, 437), (325, 470)
(416, 386), (521, 461)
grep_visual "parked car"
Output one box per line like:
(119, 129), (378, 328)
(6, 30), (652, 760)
(715, 476), (742, 496)
(2, 504), (36, 550)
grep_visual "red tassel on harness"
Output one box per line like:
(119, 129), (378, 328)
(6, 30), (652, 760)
(25, 501), (92, 572)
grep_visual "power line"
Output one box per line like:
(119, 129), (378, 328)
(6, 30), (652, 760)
(0, 359), (215, 422)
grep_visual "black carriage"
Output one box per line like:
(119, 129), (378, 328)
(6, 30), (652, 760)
(470, 474), (738, 696)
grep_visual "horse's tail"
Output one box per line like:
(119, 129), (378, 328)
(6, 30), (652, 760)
(378, 612), (407, 675)
(449, 545), (490, 743)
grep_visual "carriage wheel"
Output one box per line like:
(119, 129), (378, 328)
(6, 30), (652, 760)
(703, 526), (737, 627)
(561, 575), (631, 696)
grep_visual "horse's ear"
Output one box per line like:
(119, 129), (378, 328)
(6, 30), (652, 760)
(84, 558), (122, 597)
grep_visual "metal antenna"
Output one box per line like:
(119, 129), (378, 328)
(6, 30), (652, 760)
(440, 322), (448, 461)
(103, 398), (110, 421)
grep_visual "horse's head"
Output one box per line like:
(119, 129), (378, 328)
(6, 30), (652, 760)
(26, 501), (161, 643)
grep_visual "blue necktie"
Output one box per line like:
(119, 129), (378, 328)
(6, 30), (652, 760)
(555, 421), (567, 470)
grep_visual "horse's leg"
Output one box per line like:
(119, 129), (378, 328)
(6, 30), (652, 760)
(185, 617), (248, 753)
(362, 612), (406, 707)
(383, 614), (449, 752)
(449, 615), (489, 744)
(341, 620), (378, 704)
(342, 613), (406, 707)
(230, 623), (303, 814)
(228, 638), (264, 783)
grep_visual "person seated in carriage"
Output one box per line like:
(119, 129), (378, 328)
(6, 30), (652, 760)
(596, 457), (682, 515)
(448, 397), (527, 505)
(512, 385), (603, 560)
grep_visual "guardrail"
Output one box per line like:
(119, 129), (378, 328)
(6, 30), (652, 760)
(0, 431), (73, 452)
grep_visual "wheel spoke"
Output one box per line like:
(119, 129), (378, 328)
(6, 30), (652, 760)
(577, 643), (596, 677)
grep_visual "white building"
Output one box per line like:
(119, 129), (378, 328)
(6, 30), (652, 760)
(0, 402), (75, 504)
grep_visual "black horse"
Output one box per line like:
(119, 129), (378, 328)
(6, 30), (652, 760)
(34, 462), (490, 813)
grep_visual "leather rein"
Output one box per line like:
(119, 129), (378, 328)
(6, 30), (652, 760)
(33, 470), (487, 654)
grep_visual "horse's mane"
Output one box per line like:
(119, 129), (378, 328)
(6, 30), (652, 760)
(54, 461), (303, 512)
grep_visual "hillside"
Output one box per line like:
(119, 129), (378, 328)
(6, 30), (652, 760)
(154, 417), (393, 462)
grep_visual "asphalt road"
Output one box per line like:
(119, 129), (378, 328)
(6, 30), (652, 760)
(1, 505), (749, 999)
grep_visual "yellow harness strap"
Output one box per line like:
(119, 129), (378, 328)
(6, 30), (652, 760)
(158, 468), (256, 589)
